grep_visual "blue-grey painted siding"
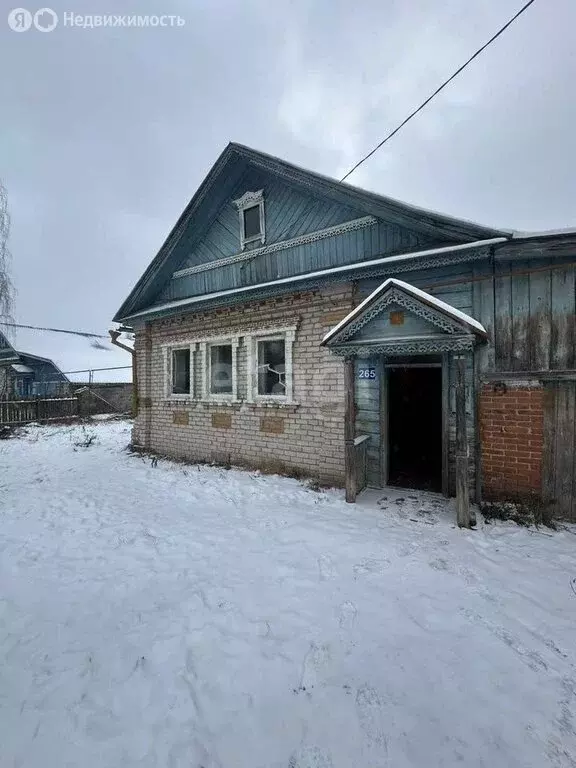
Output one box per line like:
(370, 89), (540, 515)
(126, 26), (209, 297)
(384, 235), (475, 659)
(174, 167), (364, 270)
(151, 168), (447, 306)
(353, 303), (440, 341)
(354, 356), (381, 486)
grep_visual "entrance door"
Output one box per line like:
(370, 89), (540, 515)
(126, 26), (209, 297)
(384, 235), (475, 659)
(386, 366), (443, 492)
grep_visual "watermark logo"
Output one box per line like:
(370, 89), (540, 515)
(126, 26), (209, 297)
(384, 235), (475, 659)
(8, 6), (58, 31)
(8, 8), (32, 31)
(34, 7), (58, 31)
(7, 8), (184, 31)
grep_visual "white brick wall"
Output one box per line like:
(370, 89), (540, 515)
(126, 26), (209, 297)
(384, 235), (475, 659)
(132, 287), (354, 486)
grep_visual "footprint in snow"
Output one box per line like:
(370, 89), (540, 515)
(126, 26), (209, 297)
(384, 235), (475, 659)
(396, 541), (419, 558)
(288, 745), (334, 768)
(429, 558), (451, 572)
(353, 558), (390, 579)
(356, 684), (389, 759)
(337, 601), (357, 630)
(318, 554), (336, 582)
(300, 642), (331, 690)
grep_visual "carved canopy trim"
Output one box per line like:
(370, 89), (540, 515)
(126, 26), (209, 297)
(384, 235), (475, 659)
(331, 335), (475, 357)
(333, 287), (467, 344)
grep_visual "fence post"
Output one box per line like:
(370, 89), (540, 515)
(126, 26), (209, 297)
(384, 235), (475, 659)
(35, 395), (40, 422)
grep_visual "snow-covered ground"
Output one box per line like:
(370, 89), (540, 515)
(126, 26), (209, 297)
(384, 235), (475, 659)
(1, 420), (576, 768)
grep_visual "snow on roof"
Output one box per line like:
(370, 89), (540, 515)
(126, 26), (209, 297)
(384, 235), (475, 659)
(123, 237), (506, 322)
(11, 363), (34, 374)
(322, 277), (487, 345)
(512, 227), (576, 239)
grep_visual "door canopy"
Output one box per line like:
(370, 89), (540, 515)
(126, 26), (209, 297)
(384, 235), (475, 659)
(321, 278), (487, 356)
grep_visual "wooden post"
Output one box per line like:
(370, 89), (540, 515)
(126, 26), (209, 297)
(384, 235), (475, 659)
(344, 356), (357, 503)
(455, 355), (471, 528)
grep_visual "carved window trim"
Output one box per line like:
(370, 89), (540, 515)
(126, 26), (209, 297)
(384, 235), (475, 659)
(233, 189), (265, 250)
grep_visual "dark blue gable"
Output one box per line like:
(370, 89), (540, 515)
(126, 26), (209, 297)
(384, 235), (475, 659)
(153, 167), (449, 306)
(114, 143), (506, 322)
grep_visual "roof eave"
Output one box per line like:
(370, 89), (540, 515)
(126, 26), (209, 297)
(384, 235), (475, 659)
(118, 238), (504, 325)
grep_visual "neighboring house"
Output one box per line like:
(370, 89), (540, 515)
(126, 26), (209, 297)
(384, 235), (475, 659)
(114, 143), (576, 519)
(0, 331), (70, 398)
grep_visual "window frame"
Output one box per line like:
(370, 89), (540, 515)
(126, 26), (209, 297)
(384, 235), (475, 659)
(233, 190), (266, 250)
(199, 336), (240, 402)
(246, 327), (296, 405)
(204, 339), (238, 401)
(164, 343), (195, 400)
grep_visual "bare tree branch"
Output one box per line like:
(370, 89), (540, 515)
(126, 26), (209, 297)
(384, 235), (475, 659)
(0, 180), (15, 330)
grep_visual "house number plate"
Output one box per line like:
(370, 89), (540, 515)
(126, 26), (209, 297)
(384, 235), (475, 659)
(358, 367), (377, 380)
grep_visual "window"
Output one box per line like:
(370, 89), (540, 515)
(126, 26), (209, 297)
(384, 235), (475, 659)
(246, 327), (296, 403)
(172, 348), (190, 395)
(233, 190), (265, 250)
(243, 205), (261, 240)
(257, 339), (286, 396)
(200, 337), (239, 401)
(209, 343), (233, 395)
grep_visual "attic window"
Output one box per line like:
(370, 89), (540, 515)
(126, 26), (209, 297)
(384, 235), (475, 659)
(233, 189), (265, 250)
(243, 205), (261, 240)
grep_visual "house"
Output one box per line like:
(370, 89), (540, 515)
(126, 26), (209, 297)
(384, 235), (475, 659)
(114, 144), (576, 520)
(0, 331), (70, 398)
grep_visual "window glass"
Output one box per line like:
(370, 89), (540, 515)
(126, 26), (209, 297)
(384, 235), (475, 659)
(172, 348), (190, 394)
(257, 339), (285, 396)
(210, 344), (233, 394)
(243, 205), (261, 239)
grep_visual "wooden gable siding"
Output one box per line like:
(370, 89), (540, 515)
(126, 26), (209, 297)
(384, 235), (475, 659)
(173, 167), (364, 271)
(157, 222), (445, 306)
(353, 303), (441, 341)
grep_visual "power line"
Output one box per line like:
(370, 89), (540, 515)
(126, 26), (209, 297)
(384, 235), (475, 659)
(0, 321), (108, 339)
(340, 0), (538, 182)
(61, 365), (132, 374)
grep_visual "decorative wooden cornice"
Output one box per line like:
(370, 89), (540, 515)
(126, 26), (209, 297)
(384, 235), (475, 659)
(232, 189), (264, 210)
(172, 215), (377, 279)
(331, 336), (475, 356)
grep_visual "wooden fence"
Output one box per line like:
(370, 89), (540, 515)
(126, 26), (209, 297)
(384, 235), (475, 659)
(0, 397), (79, 425)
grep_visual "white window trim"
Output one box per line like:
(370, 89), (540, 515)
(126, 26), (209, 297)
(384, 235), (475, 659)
(245, 327), (296, 404)
(164, 343), (196, 400)
(233, 189), (265, 250)
(200, 337), (240, 402)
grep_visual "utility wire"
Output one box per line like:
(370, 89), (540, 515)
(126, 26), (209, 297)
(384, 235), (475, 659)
(340, 0), (538, 182)
(0, 320), (108, 339)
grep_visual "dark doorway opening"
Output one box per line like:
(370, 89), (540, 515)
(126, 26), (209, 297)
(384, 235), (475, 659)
(387, 366), (442, 492)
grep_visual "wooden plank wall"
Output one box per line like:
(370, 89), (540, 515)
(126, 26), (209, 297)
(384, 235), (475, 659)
(492, 259), (576, 373)
(159, 167), (446, 304)
(543, 381), (576, 520)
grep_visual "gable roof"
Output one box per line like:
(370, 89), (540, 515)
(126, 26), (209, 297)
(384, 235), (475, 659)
(0, 329), (19, 365)
(16, 351), (69, 379)
(321, 277), (487, 347)
(114, 143), (511, 322)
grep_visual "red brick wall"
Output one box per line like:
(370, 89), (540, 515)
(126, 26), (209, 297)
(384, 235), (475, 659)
(479, 384), (544, 500)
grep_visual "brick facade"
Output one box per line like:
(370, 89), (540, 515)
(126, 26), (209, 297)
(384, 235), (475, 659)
(479, 383), (544, 499)
(132, 285), (355, 486)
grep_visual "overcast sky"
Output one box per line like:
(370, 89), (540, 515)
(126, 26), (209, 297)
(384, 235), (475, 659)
(1, 0), (574, 378)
